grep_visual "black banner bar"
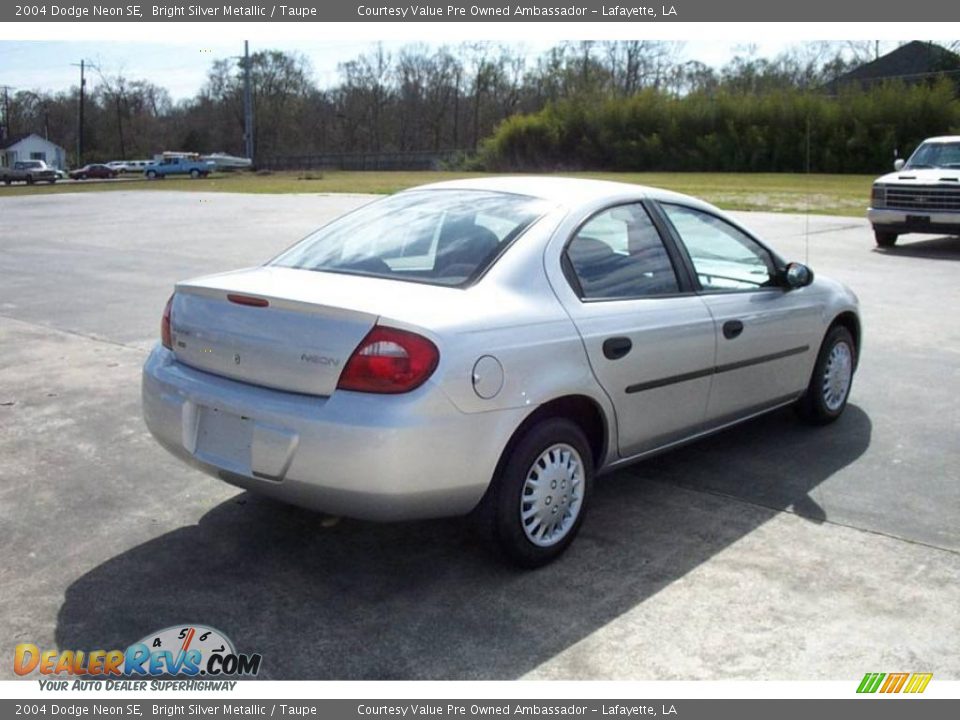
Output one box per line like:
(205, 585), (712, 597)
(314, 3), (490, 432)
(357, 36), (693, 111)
(1, 700), (959, 720)
(3, 0), (960, 23)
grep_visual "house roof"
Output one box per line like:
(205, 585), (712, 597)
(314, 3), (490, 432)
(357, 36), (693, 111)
(0, 133), (64, 150)
(826, 41), (960, 92)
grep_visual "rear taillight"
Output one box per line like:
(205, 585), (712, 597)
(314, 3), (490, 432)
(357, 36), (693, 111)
(161, 295), (173, 350)
(337, 326), (439, 394)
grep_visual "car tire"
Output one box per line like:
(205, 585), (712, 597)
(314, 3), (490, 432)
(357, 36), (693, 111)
(796, 325), (856, 425)
(3, 177), (10, 185)
(146, 170), (157, 179)
(190, 169), (201, 179)
(481, 417), (593, 568)
(875, 230), (898, 247)
(26, 176), (34, 185)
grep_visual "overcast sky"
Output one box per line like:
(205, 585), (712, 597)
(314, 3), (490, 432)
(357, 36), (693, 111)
(0, 39), (797, 101)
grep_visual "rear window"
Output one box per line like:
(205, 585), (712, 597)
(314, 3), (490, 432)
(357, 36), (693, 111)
(270, 190), (552, 287)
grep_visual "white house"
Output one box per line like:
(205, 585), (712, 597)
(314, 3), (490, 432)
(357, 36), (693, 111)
(0, 133), (68, 170)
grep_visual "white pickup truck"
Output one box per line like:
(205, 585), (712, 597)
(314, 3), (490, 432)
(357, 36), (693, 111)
(868, 136), (960, 247)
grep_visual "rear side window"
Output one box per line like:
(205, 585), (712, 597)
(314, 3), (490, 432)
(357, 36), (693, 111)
(564, 203), (680, 300)
(271, 190), (552, 287)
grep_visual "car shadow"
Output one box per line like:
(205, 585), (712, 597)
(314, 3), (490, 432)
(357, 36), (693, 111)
(54, 405), (871, 679)
(873, 235), (960, 260)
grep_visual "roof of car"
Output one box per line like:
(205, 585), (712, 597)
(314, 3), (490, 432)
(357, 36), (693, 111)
(920, 136), (960, 143)
(410, 176), (705, 207)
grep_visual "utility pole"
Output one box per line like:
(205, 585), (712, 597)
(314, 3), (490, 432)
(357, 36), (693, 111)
(71, 60), (86, 166)
(243, 41), (254, 163)
(0, 85), (11, 140)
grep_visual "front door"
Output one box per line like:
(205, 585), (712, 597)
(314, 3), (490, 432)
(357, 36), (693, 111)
(657, 202), (822, 423)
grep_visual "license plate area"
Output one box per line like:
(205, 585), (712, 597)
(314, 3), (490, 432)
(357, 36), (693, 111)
(906, 214), (931, 225)
(195, 406), (252, 472)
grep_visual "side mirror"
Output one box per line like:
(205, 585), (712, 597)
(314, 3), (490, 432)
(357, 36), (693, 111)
(894, 158), (905, 171)
(784, 262), (814, 289)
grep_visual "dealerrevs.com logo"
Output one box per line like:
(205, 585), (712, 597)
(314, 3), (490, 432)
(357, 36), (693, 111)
(14, 625), (262, 682)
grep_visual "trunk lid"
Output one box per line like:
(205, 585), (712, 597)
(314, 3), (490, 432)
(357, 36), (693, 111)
(170, 267), (384, 396)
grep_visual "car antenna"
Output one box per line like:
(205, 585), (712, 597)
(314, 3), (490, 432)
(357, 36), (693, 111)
(804, 113), (811, 267)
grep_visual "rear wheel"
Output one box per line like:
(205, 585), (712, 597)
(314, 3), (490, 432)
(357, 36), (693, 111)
(796, 325), (856, 425)
(26, 176), (34, 185)
(146, 170), (157, 179)
(190, 169), (200, 179)
(875, 230), (898, 247)
(482, 417), (593, 568)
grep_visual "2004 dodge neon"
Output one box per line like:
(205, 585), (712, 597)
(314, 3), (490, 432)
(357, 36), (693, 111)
(142, 177), (861, 566)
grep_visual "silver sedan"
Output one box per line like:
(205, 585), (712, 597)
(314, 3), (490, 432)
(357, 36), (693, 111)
(142, 178), (861, 566)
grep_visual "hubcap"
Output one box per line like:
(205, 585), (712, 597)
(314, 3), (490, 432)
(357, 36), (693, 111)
(520, 443), (584, 547)
(822, 341), (853, 412)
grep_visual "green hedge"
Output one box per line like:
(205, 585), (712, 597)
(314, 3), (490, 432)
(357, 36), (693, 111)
(477, 81), (960, 174)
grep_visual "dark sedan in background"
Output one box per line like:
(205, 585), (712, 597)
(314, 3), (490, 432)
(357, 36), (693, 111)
(68, 164), (119, 180)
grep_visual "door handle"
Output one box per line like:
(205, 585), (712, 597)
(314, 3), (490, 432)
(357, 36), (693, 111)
(603, 337), (633, 360)
(723, 320), (744, 340)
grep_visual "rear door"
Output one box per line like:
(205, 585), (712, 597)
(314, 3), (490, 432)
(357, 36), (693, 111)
(656, 202), (821, 423)
(555, 201), (717, 458)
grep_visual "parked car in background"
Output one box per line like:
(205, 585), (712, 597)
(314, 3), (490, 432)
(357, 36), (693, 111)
(107, 159), (150, 173)
(868, 136), (960, 247)
(69, 164), (118, 180)
(143, 178), (862, 567)
(0, 159), (58, 184)
(144, 155), (215, 179)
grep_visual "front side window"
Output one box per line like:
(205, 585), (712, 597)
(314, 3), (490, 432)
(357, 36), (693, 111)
(272, 190), (552, 287)
(564, 203), (680, 300)
(660, 204), (776, 292)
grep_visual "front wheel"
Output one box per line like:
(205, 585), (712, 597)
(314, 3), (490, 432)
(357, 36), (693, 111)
(146, 170), (157, 179)
(482, 418), (593, 568)
(796, 325), (856, 425)
(875, 230), (898, 247)
(190, 169), (200, 179)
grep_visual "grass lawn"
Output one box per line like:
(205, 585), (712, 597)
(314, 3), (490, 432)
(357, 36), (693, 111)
(0, 170), (873, 217)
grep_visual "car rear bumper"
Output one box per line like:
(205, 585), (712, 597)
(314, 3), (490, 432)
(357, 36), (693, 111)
(142, 345), (523, 521)
(868, 208), (960, 235)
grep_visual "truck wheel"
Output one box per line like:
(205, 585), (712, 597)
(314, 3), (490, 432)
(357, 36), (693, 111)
(190, 169), (200, 179)
(875, 230), (898, 248)
(3, 177), (10, 185)
(146, 170), (157, 179)
(26, 176), (35, 185)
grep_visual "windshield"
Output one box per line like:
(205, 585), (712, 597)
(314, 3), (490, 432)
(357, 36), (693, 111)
(271, 190), (553, 287)
(905, 141), (960, 169)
